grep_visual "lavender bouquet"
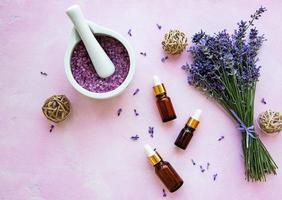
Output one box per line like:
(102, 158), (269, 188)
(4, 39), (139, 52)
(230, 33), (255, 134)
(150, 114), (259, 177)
(183, 7), (277, 181)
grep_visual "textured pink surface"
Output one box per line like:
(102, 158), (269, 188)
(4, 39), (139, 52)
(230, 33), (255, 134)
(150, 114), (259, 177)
(1, 1), (282, 199)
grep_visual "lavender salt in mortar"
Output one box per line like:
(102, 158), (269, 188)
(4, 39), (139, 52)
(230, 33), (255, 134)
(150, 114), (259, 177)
(71, 35), (130, 93)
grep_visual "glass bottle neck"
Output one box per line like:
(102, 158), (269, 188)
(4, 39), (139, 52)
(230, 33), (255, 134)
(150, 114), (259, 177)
(156, 92), (167, 98)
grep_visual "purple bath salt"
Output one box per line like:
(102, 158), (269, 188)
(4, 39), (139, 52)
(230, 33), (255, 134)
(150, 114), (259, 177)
(71, 35), (130, 93)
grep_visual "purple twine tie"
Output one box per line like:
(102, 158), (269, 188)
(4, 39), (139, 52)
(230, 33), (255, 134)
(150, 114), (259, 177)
(230, 109), (257, 148)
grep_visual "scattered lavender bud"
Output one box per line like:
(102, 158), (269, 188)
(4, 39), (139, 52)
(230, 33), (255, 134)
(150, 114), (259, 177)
(49, 124), (55, 132)
(200, 165), (205, 173)
(161, 56), (168, 63)
(128, 29), (132, 37)
(130, 135), (139, 141)
(134, 109), (139, 116)
(140, 52), (147, 56)
(162, 189), (167, 197)
(117, 108), (122, 116)
(133, 88), (140, 96)
(156, 23), (162, 30)
(191, 159), (196, 165)
(40, 71), (48, 76)
(207, 162), (210, 170)
(153, 148), (157, 151)
(181, 63), (189, 70)
(148, 126), (154, 138)
(261, 98), (267, 104)
(213, 173), (218, 181)
(218, 136), (225, 141)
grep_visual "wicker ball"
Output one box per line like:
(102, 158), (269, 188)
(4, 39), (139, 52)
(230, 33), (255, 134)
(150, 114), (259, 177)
(42, 95), (71, 123)
(258, 110), (282, 135)
(162, 29), (188, 55)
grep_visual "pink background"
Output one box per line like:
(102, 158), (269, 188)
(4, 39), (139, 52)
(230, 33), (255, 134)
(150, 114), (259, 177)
(1, 0), (282, 199)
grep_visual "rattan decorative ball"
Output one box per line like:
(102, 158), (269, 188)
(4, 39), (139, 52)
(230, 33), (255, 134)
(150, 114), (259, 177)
(42, 95), (71, 123)
(162, 29), (188, 55)
(258, 110), (282, 135)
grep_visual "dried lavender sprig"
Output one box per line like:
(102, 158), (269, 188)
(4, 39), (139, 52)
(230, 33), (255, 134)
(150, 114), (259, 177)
(207, 162), (210, 170)
(49, 125), (55, 132)
(140, 52), (147, 56)
(128, 29), (132, 37)
(134, 109), (139, 116)
(218, 136), (225, 141)
(161, 56), (168, 62)
(162, 189), (167, 197)
(213, 173), (218, 181)
(130, 135), (139, 141)
(133, 88), (140, 96)
(148, 126), (154, 137)
(261, 98), (267, 104)
(40, 71), (48, 76)
(200, 165), (205, 173)
(117, 108), (122, 116)
(249, 7), (267, 27)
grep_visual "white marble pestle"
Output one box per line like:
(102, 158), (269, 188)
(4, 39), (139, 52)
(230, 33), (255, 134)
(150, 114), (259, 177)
(66, 5), (115, 78)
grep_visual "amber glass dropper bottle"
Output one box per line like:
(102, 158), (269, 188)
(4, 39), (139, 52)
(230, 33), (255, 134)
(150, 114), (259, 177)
(153, 75), (177, 122)
(144, 144), (183, 192)
(174, 109), (202, 150)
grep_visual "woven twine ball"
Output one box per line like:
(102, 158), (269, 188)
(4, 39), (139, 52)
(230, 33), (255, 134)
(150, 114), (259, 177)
(161, 29), (188, 55)
(258, 110), (282, 135)
(42, 95), (71, 123)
